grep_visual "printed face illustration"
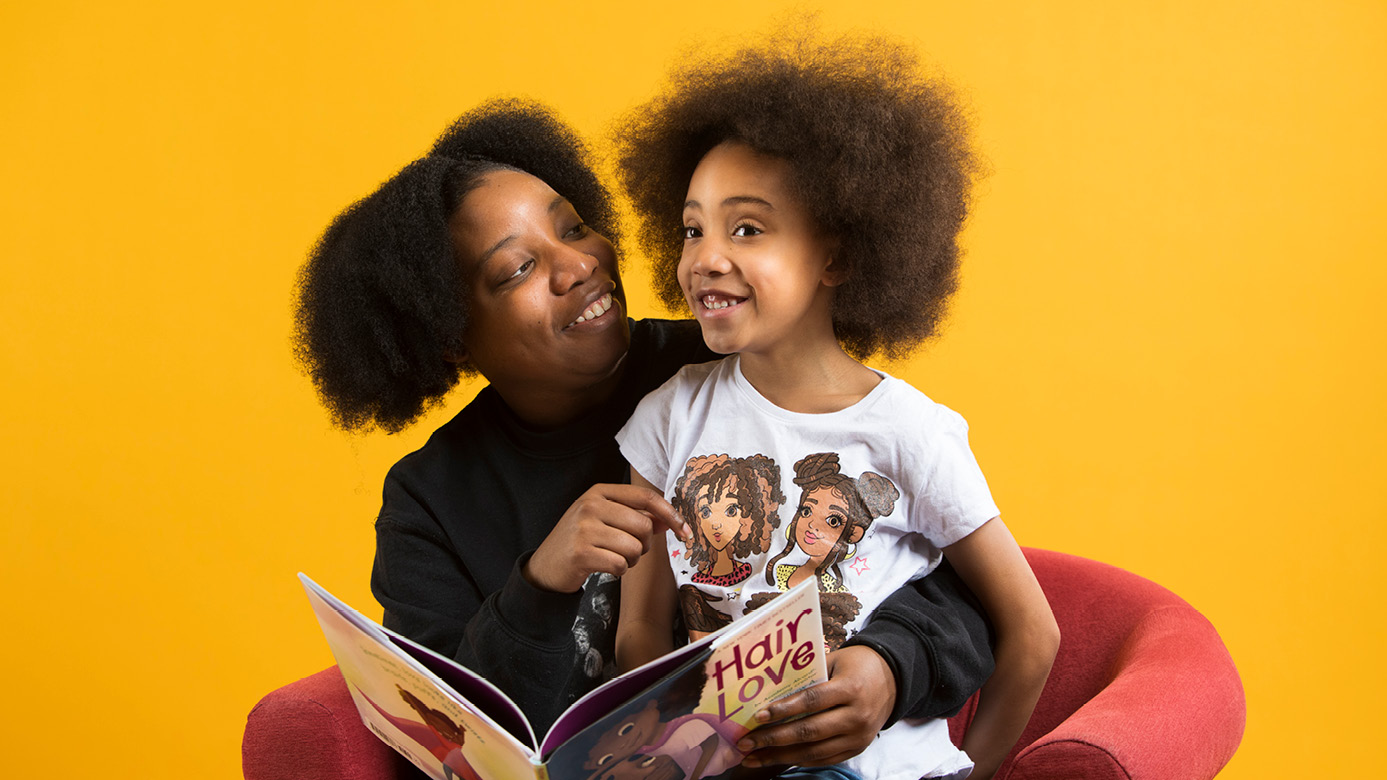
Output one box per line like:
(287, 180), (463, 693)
(694, 482), (742, 552)
(590, 754), (684, 780)
(584, 700), (663, 772)
(795, 485), (855, 561)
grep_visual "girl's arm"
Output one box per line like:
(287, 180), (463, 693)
(614, 468), (681, 672)
(943, 517), (1059, 780)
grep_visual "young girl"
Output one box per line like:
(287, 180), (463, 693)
(612, 33), (1060, 780)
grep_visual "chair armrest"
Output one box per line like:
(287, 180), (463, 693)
(243, 667), (402, 780)
(1007, 604), (1245, 780)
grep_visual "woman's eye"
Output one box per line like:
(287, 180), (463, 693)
(565, 222), (588, 238)
(731, 223), (762, 237)
(507, 259), (534, 281)
(681, 225), (701, 240)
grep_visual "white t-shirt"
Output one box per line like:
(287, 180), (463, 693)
(617, 355), (999, 780)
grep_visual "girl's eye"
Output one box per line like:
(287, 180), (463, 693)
(731, 223), (762, 238)
(565, 222), (588, 239)
(597, 753), (614, 767)
(507, 259), (534, 281)
(826, 514), (844, 529)
(700, 507), (710, 518)
(724, 505), (738, 517)
(617, 722), (634, 736)
(798, 505), (810, 518)
(681, 225), (702, 240)
(640, 756), (658, 767)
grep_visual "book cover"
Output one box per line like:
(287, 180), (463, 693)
(300, 574), (825, 780)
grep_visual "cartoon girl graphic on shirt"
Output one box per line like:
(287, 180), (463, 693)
(671, 454), (785, 587)
(759, 452), (900, 649)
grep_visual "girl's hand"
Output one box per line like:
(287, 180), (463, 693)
(524, 483), (691, 594)
(735, 645), (897, 768)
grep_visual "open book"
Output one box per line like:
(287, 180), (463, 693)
(300, 574), (826, 780)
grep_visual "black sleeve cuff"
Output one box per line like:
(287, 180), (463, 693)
(842, 618), (929, 728)
(493, 551), (585, 646)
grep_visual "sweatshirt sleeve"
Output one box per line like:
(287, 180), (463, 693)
(842, 558), (996, 724)
(371, 497), (586, 734)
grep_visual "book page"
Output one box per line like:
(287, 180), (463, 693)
(544, 578), (826, 780)
(300, 574), (540, 780)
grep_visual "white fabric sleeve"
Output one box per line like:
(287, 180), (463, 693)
(615, 374), (682, 490)
(910, 407), (1001, 547)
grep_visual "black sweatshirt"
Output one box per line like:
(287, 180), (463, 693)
(371, 319), (994, 735)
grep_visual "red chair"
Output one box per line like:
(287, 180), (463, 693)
(243, 549), (1245, 780)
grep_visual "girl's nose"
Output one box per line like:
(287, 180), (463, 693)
(685, 238), (732, 278)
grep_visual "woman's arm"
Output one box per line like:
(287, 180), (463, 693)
(845, 559), (995, 722)
(373, 508), (586, 733)
(943, 517), (1060, 780)
(614, 469), (681, 672)
(731, 564), (995, 768)
(373, 474), (688, 734)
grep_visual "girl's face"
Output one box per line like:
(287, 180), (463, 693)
(694, 483), (741, 552)
(452, 170), (629, 398)
(794, 485), (851, 561)
(678, 142), (840, 359)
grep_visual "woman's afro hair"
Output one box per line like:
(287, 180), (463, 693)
(292, 98), (620, 433)
(613, 30), (981, 360)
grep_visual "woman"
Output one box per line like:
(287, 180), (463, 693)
(293, 99), (994, 770)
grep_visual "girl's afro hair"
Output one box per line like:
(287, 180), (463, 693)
(292, 98), (619, 433)
(613, 30), (981, 360)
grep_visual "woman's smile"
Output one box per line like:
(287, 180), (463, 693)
(565, 290), (619, 330)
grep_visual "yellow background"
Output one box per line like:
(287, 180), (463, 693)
(3, 1), (1382, 777)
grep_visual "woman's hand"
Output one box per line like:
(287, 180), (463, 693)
(524, 483), (691, 594)
(735, 645), (897, 768)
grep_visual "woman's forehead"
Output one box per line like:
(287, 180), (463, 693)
(449, 169), (563, 260)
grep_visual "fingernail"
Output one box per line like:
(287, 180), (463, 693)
(742, 755), (761, 768)
(681, 523), (693, 540)
(737, 739), (754, 753)
(754, 709), (771, 723)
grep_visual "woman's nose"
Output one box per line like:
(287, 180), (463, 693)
(550, 243), (597, 293)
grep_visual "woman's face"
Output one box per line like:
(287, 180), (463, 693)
(451, 169), (629, 398)
(694, 482), (741, 553)
(794, 485), (850, 561)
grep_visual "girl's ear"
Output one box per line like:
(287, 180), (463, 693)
(845, 524), (866, 544)
(821, 253), (849, 287)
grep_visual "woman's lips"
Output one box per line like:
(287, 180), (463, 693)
(566, 291), (615, 329)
